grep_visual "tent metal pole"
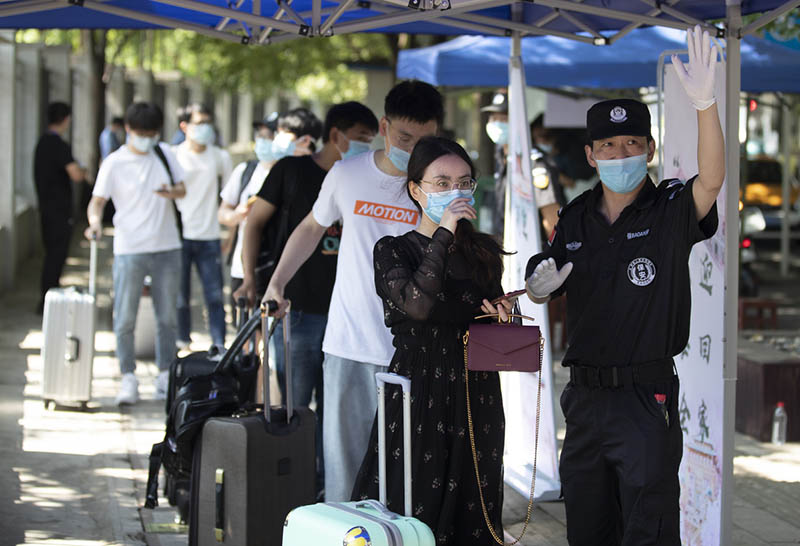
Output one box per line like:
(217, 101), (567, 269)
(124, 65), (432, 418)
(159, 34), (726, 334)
(556, 10), (604, 39)
(741, 0), (800, 37)
(723, 5), (742, 546)
(319, 0), (355, 36)
(312, 0), (321, 34)
(781, 96), (791, 277)
(275, 0), (309, 27)
(529, 0), (715, 32)
(334, 0), (513, 35)
(0, 0), (58, 18)
(447, 12), (596, 43)
(154, 0), (304, 34)
(82, 0), (250, 43)
(609, 0), (684, 44)
(637, 0), (704, 27)
(365, 3), (511, 36)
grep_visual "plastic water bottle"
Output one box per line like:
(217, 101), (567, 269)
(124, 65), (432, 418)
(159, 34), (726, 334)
(771, 402), (787, 445)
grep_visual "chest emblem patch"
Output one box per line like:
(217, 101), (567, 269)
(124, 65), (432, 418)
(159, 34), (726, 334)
(627, 257), (656, 286)
(566, 241), (582, 251)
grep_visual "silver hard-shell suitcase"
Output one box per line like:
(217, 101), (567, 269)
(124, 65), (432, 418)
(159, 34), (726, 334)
(41, 239), (97, 409)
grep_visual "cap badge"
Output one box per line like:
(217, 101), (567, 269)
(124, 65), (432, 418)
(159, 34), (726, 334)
(492, 93), (505, 105)
(609, 106), (627, 123)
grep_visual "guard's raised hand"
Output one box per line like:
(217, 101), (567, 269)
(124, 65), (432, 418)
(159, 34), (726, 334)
(672, 25), (718, 111)
(526, 258), (573, 300)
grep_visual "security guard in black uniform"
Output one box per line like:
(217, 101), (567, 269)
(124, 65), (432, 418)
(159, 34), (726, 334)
(524, 26), (725, 545)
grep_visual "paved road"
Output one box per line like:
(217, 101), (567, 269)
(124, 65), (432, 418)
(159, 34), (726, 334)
(0, 234), (798, 545)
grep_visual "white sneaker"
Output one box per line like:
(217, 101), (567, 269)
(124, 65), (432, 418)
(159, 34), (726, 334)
(154, 370), (170, 401)
(176, 339), (191, 350)
(115, 373), (140, 406)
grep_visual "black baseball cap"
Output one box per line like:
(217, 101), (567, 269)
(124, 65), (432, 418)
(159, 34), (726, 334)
(586, 99), (651, 141)
(481, 91), (508, 114)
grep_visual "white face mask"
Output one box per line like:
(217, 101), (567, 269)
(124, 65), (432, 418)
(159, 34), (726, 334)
(128, 133), (158, 153)
(189, 123), (215, 146)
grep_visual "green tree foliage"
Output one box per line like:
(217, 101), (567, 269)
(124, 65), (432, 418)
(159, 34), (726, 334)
(17, 28), (394, 103)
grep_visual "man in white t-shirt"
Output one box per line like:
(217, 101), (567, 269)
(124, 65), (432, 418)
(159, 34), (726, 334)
(218, 115), (278, 305)
(85, 102), (186, 405)
(264, 81), (444, 502)
(172, 104), (233, 352)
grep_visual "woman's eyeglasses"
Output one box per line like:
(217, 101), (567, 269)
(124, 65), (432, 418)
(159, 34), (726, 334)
(419, 178), (477, 193)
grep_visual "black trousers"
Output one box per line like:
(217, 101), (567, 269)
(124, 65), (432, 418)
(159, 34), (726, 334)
(559, 374), (683, 546)
(40, 214), (73, 303)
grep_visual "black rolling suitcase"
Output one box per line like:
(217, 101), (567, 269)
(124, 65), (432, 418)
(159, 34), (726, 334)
(145, 301), (261, 521)
(189, 302), (316, 546)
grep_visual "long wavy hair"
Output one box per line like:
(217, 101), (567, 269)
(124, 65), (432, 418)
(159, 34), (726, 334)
(406, 136), (510, 293)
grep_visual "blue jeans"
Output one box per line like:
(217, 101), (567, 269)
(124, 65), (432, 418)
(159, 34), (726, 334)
(273, 310), (327, 492)
(321, 354), (386, 502)
(176, 239), (226, 347)
(112, 249), (181, 374)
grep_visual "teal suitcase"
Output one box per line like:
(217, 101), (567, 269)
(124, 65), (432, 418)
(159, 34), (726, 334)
(282, 373), (435, 546)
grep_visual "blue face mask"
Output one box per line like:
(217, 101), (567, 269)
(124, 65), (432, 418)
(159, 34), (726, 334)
(254, 137), (275, 163)
(485, 121), (509, 145)
(341, 139), (371, 160)
(420, 188), (476, 224)
(595, 153), (648, 194)
(189, 123), (215, 146)
(387, 144), (411, 172)
(271, 132), (296, 159)
(537, 142), (553, 154)
(128, 133), (157, 153)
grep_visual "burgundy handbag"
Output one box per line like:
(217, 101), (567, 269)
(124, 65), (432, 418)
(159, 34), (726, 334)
(462, 313), (543, 373)
(462, 312), (544, 545)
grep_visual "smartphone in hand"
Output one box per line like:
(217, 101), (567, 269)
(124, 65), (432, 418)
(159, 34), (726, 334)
(489, 289), (526, 306)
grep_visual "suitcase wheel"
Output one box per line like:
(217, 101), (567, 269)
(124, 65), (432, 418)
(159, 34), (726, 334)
(43, 399), (53, 410)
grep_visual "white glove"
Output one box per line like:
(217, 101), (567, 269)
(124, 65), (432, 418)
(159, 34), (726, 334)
(672, 25), (718, 111)
(526, 258), (573, 300)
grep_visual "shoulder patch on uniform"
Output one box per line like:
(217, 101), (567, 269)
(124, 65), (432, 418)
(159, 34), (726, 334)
(660, 178), (687, 200)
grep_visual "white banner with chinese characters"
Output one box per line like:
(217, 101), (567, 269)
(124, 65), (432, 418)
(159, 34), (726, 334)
(663, 61), (728, 546)
(500, 55), (560, 501)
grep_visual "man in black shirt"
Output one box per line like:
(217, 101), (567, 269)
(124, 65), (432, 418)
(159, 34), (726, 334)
(524, 27), (724, 545)
(237, 102), (378, 495)
(34, 102), (87, 311)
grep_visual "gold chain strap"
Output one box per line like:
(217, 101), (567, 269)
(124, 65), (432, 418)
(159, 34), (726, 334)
(463, 331), (543, 546)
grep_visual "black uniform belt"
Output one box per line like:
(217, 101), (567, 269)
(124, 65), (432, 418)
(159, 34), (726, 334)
(568, 359), (675, 389)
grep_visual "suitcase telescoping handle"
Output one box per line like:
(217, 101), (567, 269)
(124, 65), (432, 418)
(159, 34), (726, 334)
(88, 234), (98, 298)
(261, 300), (293, 425)
(375, 372), (412, 518)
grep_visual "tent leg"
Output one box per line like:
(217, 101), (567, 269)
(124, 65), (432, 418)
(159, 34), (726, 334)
(781, 98), (791, 277)
(722, 4), (742, 546)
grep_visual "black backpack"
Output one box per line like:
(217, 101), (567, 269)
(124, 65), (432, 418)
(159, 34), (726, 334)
(144, 311), (263, 511)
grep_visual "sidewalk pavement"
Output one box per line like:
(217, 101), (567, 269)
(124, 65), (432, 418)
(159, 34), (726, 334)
(0, 234), (798, 545)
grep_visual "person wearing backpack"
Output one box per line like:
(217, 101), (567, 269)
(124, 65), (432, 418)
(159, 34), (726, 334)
(218, 113), (280, 310)
(85, 102), (186, 405)
(171, 104), (233, 354)
(235, 102), (379, 497)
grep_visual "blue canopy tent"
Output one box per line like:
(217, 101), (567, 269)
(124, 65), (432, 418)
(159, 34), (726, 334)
(396, 27), (800, 93)
(0, 1), (795, 45)
(2, 1), (799, 543)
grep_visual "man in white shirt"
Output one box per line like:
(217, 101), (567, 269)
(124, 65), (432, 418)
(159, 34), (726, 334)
(264, 81), (444, 502)
(172, 103), (233, 352)
(85, 102), (186, 405)
(218, 115), (279, 306)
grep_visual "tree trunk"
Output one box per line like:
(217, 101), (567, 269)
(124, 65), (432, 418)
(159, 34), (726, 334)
(81, 29), (107, 177)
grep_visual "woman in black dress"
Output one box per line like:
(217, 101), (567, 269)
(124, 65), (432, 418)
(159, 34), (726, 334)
(352, 136), (514, 544)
